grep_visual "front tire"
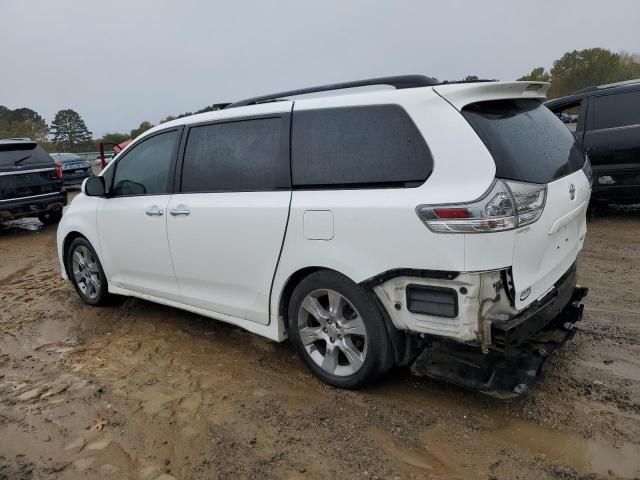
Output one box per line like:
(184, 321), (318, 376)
(287, 270), (391, 389)
(67, 237), (111, 306)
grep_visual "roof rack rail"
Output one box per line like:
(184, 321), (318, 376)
(225, 75), (438, 109)
(573, 78), (640, 95)
(439, 79), (496, 85)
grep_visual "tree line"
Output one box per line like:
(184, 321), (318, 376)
(0, 107), (93, 153)
(2, 47), (639, 152)
(517, 48), (640, 98)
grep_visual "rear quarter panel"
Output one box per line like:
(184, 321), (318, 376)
(271, 88), (496, 315)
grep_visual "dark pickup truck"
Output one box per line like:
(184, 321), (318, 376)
(546, 80), (640, 205)
(0, 139), (68, 225)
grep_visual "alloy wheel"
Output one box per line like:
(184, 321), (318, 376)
(297, 289), (368, 376)
(71, 245), (101, 300)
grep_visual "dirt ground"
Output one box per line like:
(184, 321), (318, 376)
(1, 203), (639, 480)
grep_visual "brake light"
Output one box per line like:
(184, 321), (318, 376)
(55, 163), (63, 178)
(416, 179), (546, 233)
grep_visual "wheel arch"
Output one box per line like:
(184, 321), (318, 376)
(277, 266), (331, 322)
(62, 231), (88, 278)
(276, 265), (417, 367)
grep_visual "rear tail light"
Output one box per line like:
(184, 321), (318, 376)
(55, 163), (63, 178)
(416, 180), (546, 233)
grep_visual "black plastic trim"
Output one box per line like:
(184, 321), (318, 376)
(491, 264), (585, 354)
(406, 284), (458, 318)
(360, 268), (459, 289)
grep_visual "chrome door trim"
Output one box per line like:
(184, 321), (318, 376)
(0, 167), (55, 177)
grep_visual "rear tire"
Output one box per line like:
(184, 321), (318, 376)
(287, 270), (391, 389)
(38, 209), (62, 225)
(67, 237), (111, 306)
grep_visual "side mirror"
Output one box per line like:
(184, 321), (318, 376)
(83, 176), (105, 197)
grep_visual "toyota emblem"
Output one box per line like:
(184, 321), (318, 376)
(569, 184), (575, 200)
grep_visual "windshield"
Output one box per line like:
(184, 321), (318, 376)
(0, 143), (54, 167)
(462, 99), (585, 184)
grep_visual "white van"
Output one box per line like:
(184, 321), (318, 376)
(57, 76), (590, 397)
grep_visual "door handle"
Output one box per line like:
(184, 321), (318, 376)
(145, 206), (164, 216)
(170, 206), (190, 216)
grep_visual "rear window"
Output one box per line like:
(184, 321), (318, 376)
(292, 105), (432, 188)
(52, 153), (83, 163)
(0, 143), (54, 167)
(591, 90), (640, 130)
(462, 99), (585, 184)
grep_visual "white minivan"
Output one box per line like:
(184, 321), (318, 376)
(57, 76), (590, 397)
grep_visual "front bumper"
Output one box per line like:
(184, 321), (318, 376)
(411, 267), (588, 399)
(0, 191), (68, 221)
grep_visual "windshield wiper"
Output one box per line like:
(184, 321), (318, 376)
(14, 155), (32, 165)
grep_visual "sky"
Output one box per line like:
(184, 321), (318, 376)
(1, 0), (639, 138)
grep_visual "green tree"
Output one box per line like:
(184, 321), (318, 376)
(130, 121), (154, 139)
(548, 48), (625, 97)
(463, 75), (479, 81)
(160, 115), (177, 124)
(619, 51), (640, 79)
(167, 103), (229, 121)
(518, 67), (550, 82)
(50, 109), (92, 151)
(100, 132), (130, 145)
(0, 106), (49, 142)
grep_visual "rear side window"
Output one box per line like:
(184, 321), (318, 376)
(292, 105), (432, 188)
(462, 99), (585, 184)
(0, 143), (53, 167)
(181, 117), (289, 193)
(591, 90), (640, 130)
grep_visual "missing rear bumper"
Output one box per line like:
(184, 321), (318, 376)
(411, 286), (587, 399)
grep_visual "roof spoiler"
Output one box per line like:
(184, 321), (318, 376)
(433, 81), (550, 111)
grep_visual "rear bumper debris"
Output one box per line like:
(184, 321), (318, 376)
(411, 281), (588, 399)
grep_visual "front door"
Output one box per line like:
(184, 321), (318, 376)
(167, 107), (292, 324)
(97, 129), (181, 301)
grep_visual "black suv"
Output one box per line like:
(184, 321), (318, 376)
(546, 80), (640, 205)
(0, 139), (68, 225)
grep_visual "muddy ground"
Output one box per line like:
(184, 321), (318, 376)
(0, 203), (639, 480)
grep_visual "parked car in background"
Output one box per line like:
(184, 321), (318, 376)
(57, 76), (590, 398)
(50, 153), (93, 188)
(0, 139), (67, 224)
(546, 79), (640, 205)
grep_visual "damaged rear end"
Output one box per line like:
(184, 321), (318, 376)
(377, 82), (591, 398)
